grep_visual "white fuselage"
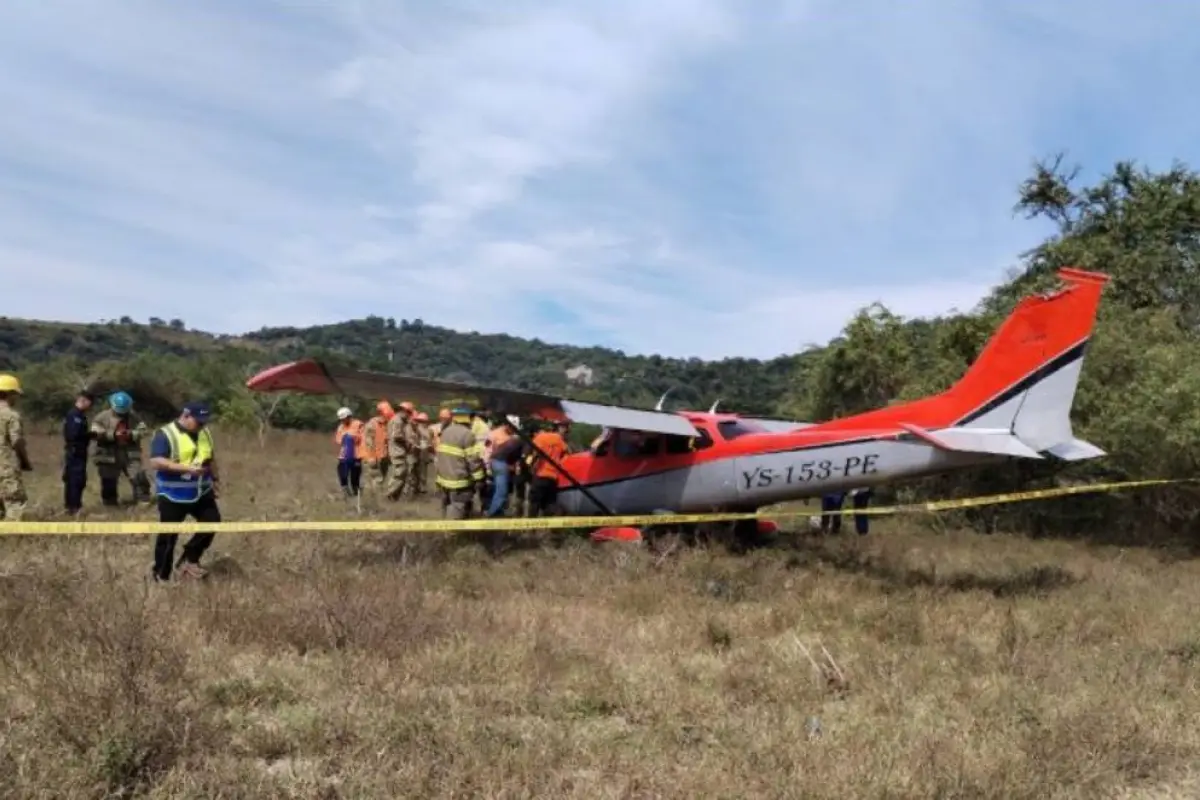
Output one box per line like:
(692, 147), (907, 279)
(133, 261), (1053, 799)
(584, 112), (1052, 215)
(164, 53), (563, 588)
(555, 439), (1003, 516)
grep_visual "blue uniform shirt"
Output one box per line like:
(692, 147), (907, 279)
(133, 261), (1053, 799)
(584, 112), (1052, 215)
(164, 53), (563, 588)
(62, 408), (91, 461)
(149, 429), (171, 460)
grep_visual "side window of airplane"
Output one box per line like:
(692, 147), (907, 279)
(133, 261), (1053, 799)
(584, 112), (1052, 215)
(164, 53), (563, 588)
(664, 434), (691, 454)
(610, 430), (662, 457)
(664, 430), (712, 453)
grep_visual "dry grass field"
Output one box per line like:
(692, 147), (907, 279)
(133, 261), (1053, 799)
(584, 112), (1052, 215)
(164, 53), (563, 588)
(2, 428), (1200, 798)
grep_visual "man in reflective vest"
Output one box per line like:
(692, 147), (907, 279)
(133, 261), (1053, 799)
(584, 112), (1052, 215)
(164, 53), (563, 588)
(147, 401), (222, 581)
(434, 406), (485, 519)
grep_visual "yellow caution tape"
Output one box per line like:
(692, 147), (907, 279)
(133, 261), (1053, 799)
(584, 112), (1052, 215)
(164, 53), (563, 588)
(0, 478), (1191, 536)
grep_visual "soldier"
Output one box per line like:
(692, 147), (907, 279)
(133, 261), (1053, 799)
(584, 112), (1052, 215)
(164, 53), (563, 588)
(62, 390), (94, 515)
(384, 401), (419, 501)
(90, 391), (151, 505)
(0, 374), (33, 521)
(362, 400), (394, 488)
(434, 406), (485, 519)
(410, 411), (431, 495)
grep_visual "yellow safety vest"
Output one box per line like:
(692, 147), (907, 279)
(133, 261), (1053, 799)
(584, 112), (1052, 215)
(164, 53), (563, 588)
(155, 423), (215, 503)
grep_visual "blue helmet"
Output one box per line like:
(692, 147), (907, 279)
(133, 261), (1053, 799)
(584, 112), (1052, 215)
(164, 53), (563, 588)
(110, 391), (132, 413)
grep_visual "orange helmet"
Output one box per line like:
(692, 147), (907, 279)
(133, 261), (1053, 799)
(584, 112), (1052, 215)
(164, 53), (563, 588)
(414, 411), (428, 422)
(377, 400), (395, 419)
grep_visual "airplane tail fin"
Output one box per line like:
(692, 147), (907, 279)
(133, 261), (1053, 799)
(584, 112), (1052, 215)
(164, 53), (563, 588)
(938, 267), (1110, 460)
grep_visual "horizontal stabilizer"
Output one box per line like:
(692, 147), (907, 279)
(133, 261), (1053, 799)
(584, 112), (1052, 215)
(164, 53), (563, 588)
(900, 423), (1044, 459)
(1045, 438), (1107, 461)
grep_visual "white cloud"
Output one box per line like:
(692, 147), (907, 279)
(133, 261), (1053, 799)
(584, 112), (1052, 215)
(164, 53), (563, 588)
(1, 0), (1197, 360)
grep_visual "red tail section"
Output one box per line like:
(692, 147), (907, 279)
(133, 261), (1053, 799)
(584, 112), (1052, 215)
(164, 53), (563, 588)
(819, 267), (1110, 432)
(934, 267), (1109, 426)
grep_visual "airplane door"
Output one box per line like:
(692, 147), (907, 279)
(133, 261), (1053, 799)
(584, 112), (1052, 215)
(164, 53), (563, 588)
(585, 430), (666, 514)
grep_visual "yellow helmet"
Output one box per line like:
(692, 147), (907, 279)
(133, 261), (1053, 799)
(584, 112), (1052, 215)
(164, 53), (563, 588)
(0, 374), (21, 394)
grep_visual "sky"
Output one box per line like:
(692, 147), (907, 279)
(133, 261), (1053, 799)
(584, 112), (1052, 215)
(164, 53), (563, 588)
(1, 1), (1198, 361)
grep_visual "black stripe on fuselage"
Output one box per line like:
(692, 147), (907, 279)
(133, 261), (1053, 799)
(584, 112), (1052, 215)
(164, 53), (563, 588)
(561, 337), (1089, 493)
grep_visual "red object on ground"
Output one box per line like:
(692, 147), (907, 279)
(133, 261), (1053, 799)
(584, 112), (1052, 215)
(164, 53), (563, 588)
(590, 526), (643, 543)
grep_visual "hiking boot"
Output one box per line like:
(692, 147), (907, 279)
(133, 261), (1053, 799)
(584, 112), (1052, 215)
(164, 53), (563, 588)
(176, 562), (208, 581)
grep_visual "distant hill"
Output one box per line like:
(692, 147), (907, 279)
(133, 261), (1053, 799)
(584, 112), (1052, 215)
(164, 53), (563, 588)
(0, 314), (808, 417)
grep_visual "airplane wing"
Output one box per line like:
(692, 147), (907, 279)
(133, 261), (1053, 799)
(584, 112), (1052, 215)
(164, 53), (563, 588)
(246, 359), (699, 437)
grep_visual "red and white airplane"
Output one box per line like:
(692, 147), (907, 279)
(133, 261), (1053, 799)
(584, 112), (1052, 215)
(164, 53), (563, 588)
(246, 267), (1110, 542)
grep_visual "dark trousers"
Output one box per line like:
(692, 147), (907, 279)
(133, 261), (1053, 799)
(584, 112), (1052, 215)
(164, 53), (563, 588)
(528, 476), (558, 517)
(101, 475), (119, 506)
(337, 459), (362, 495)
(852, 489), (872, 535)
(512, 469), (531, 516)
(820, 492), (845, 533)
(154, 493), (220, 581)
(62, 463), (87, 514)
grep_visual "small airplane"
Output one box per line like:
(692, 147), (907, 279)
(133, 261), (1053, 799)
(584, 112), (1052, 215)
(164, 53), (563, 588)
(246, 267), (1111, 544)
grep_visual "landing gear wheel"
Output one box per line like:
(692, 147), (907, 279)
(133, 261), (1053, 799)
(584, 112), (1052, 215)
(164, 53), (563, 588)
(732, 517), (773, 552)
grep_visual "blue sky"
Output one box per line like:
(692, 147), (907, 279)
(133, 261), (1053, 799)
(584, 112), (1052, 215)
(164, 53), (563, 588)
(1, 1), (1197, 360)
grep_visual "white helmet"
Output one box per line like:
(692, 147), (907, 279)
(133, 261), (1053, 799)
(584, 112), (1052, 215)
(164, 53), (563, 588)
(336, 407), (352, 420)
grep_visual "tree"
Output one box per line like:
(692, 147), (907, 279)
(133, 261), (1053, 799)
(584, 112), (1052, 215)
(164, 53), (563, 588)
(216, 387), (285, 447)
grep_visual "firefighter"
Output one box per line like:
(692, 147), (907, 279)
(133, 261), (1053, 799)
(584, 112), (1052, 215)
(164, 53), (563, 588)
(90, 390), (151, 505)
(434, 406), (485, 519)
(472, 409), (494, 510)
(528, 420), (569, 517)
(363, 400), (394, 487)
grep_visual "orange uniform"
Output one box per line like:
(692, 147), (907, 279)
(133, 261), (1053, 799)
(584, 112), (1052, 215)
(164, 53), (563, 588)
(530, 430), (567, 480)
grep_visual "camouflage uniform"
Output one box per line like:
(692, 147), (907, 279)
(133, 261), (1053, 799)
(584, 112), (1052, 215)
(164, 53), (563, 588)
(0, 399), (31, 520)
(434, 419), (485, 519)
(363, 413), (391, 486)
(90, 408), (151, 504)
(385, 412), (419, 500)
(410, 420), (431, 495)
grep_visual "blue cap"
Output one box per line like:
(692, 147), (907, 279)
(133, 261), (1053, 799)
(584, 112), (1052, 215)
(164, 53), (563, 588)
(183, 401), (210, 423)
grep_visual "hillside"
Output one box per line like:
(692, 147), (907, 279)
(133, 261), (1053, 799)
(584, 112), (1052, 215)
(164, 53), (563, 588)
(0, 314), (804, 418)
